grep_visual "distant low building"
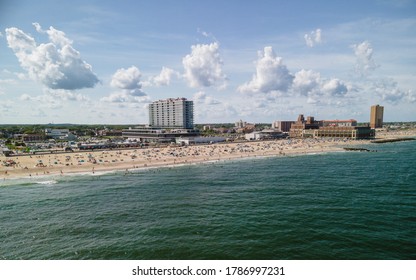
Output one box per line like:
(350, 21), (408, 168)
(14, 134), (46, 142)
(245, 132), (262, 141)
(235, 124), (255, 134)
(272, 121), (295, 132)
(98, 129), (123, 137)
(318, 118), (374, 139)
(122, 126), (199, 143)
(202, 125), (212, 131)
(45, 129), (77, 141)
(176, 136), (226, 145)
(289, 114), (373, 139)
(289, 114), (321, 138)
(235, 120), (247, 129)
(1, 147), (13, 157)
(45, 129), (69, 138)
(314, 126), (375, 139)
(245, 129), (285, 141)
(24, 134), (46, 142)
(214, 127), (233, 134)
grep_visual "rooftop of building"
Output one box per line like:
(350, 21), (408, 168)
(153, 97), (189, 102)
(323, 119), (357, 123)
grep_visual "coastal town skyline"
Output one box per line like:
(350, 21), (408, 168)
(1, 0), (415, 124)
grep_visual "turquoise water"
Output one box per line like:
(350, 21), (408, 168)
(1, 141), (415, 260)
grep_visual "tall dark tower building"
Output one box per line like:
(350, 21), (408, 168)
(370, 105), (384, 129)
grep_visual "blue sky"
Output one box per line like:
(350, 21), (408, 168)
(1, 0), (415, 124)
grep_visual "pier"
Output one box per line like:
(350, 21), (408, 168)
(343, 147), (376, 152)
(371, 137), (415, 144)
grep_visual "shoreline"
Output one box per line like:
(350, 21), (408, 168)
(2, 131), (415, 182)
(1, 138), (350, 181)
(0, 148), (345, 187)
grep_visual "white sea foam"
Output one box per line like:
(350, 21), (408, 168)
(36, 180), (58, 185)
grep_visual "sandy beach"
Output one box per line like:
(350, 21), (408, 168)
(2, 129), (416, 181)
(1, 137), (372, 180)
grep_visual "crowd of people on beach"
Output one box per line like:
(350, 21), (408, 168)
(1, 137), (375, 180)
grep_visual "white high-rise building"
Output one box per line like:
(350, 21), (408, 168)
(149, 98), (194, 129)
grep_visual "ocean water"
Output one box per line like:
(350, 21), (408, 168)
(1, 141), (415, 260)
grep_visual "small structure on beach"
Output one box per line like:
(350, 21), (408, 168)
(123, 126), (200, 143)
(0, 147), (13, 157)
(245, 130), (285, 141)
(176, 136), (226, 145)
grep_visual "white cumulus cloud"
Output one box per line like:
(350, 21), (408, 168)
(238, 46), (294, 94)
(321, 78), (348, 97)
(100, 91), (150, 104)
(304, 28), (322, 47)
(292, 69), (321, 96)
(145, 67), (179, 87)
(293, 69), (349, 105)
(110, 66), (143, 91)
(373, 79), (416, 104)
(102, 66), (150, 104)
(193, 91), (221, 105)
(5, 23), (99, 90)
(19, 88), (90, 109)
(182, 42), (227, 88)
(352, 41), (414, 105)
(352, 40), (378, 76)
(238, 47), (350, 107)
